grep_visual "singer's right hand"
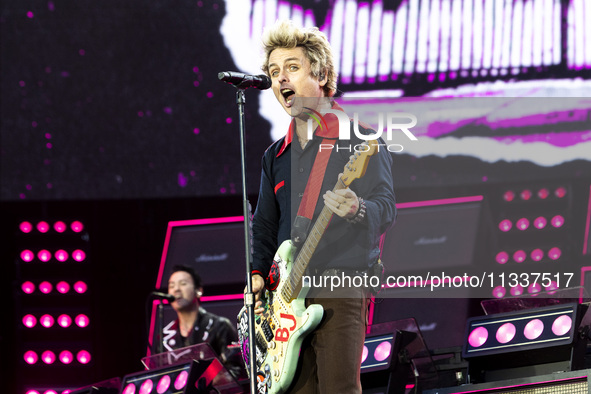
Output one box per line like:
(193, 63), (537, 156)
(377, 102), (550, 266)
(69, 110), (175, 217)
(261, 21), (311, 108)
(244, 274), (266, 315)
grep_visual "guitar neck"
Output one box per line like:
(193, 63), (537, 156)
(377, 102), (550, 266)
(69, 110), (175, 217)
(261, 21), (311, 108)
(282, 178), (347, 300)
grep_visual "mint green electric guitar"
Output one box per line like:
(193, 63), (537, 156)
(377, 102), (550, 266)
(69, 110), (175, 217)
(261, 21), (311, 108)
(237, 140), (378, 394)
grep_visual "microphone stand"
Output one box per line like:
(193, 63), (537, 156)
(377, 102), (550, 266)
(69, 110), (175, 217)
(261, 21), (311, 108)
(234, 87), (257, 394)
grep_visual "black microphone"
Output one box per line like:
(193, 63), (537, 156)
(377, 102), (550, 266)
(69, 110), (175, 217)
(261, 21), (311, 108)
(218, 71), (272, 90)
(151, 291), (176, 303)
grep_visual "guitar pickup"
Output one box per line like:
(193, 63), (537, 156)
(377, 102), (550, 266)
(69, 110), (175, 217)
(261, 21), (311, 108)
(262, 319), (274, 342)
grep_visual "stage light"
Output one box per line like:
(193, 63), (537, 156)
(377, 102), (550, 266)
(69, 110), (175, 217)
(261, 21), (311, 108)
(44, 391), (58, 394)
(54, 221), (67, 233)
(533, 216), (547, 229)
(58, 314), (72, 328)
(139, 379), (153, 394)
(495, 251), (509, 264)
(520, 189), (532, 200)
(21, 250), (34, 262)
(24, 351), (38, 364)
(537, 188), (549, 199)
(39, 281), (53, 294)
(37, 221), (50, 233)
(498, 219), (512, 232)
(528, 283), (543, 294)
(121, 359), (238, 394)
(510, 285), (524, 296)
(23, 314), (37, 328)
(530, 248), (544, 261)
(512, 250), (526, 263)
(55, 250), (69, 262)
(548, 247), (562, 260)
(77, 350), (91, 364)
(463, 303), (588, 382)
(516, 218), (529, 230)
(72, 250), (86, 262)
(74, 281), (88, 293)
(25, 390), (39, 394)
(38, 250), (52, 262)
(22, 281), (35, 294)
(75, 314), (90, 328)
(551, 215), (564, 228)
(41, 350), (56, 364)
(503, 190), (515, 202)
(492, 286), (506, 298)
(20, 221), (33, 233)
(40, 314), (55, 328)
(156, 375), (171, 393)
(71, 221), (84, 233)
(555, 186), (567, 198)
(59, 350), (73, 364)
(56, 281), (70, 294)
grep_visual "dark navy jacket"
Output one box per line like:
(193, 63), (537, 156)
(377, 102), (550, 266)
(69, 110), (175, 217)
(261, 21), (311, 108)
(252, 110), (396, 280)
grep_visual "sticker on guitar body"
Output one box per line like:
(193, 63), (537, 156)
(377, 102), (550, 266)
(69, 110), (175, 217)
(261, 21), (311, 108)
(275, 313), (297, 342)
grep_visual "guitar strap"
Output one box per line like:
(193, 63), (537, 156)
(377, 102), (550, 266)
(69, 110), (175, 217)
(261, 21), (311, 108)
(291, 110), (341, 248)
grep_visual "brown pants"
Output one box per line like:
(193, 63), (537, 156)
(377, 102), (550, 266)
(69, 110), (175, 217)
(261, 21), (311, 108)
(288, 286), (370, 394)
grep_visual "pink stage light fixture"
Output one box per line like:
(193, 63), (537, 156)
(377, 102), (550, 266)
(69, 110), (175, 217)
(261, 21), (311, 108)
(53, 221), (67, 233)
(156, 375), (171, 394)
(548, 247), (562, 260)
(361, 346), (368, 363)
(72, 249), (86, 262)
(59, 350), (74, 364)
(56, 281), (70, 294)
(174, 371), (189, 390)
(40, 314), (55, 328)
(139, 379), (153, 394)
(25, 390), (40, 394)
(39, 281), (53, 294)
(552, 315), (573, 336)
(122, 384), (136, 394)
(41, 350), (56, 364)
(513, 250), (527, 263)
(495, 251), (509, 264)
(524, 319), (544, 340)
(22, 281), (35, 294)
(73, 281), (88, 293)
(75, 314), (90, 328)
(499, 219), (512, 232)
(496, 323), (516, 344)
(21, 250), (34, 262)
(503, 190), (515, 202)
(55, 250), (69, 262)
(551, 215), (564, 228)
(492, 286), (506, 298)
(533, 216), (547, 229)
(555, 186), (567, 198)
(38, 250), (52, 262)
(516, 218), (530, 230)
(37, 221), (50, 233)
(20, 221), (33, 233)
(537, 188), (549, 199)
(468, 326), (488, 348)
(58, 314), (72, 328)
(374, 341), (392, 362)
(510, 285), (524, 296)
(24, 351), (38, 364)
(528, 283), (543, 294)
(520, 189), (532, 200)
(530, 248), (544, 262)
(23, 314), (37, 328)
(70, 221), (84, 233)
(77, 350), (91, 364)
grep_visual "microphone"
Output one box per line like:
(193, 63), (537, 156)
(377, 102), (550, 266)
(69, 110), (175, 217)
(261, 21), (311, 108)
(151, 291), (176, 303)
(218, 71), (272, 90)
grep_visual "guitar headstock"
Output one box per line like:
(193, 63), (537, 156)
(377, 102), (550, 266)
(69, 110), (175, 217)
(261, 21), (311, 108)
(341, 139), (379, 187)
